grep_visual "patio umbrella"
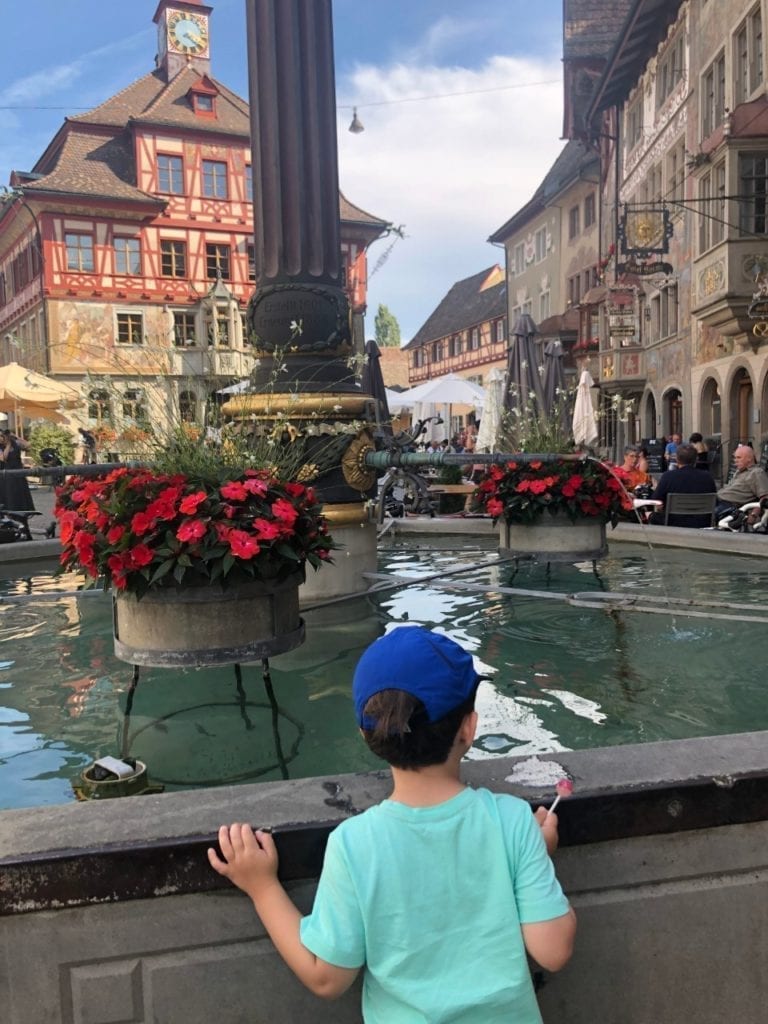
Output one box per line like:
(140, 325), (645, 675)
(504, 315), (544, 417)
(541, 338), (569, 433)
(475, 367), (505, 452)
(400, 372), (486, 407)
(360, 339), (390, 428)
(0, 362), (79, 431)
(572, 370), (598, 448)
(385, 388), (412, 412)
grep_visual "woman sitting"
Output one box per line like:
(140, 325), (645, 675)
(619, 446), (652, 491)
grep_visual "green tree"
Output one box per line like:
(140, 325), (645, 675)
(374, 304), (401, 348)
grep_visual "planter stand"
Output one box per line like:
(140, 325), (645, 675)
(106, 572), (307, 790)
(498, 514), (608, 563)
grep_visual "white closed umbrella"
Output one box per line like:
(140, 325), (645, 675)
(572, 370), (598, 448)
(475, 368), (505, 453)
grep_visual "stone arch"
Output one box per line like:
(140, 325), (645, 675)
(725, 363), (755, 448)
(642, 388), (658, 439)
(661, 384), (683, 438)
(698, 375), (722, 439)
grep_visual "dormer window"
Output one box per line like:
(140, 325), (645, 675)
(187, 76), (219, 119)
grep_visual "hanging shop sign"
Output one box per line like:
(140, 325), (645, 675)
(618, 205), (674, 256)
(607, 287), (640, 347)
(617, 260), (674, 277)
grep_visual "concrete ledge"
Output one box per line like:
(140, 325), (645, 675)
(3, 731), (768, 916)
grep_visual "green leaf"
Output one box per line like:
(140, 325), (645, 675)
(149, 558), (175, 584)
(276, 543), (300, 562)
(210, 561), (223, 581)
(177, 553), (192, 566)
(173, 563), (187, 584)
(222, 552), (235, 576)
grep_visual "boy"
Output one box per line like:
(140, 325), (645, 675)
(209, 626), (576, 1022)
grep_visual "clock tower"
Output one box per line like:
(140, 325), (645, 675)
(154, 0), (213, 80)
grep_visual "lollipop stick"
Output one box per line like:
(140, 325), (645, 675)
(547, 793), (562, 817)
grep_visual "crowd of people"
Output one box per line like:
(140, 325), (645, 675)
(621, 434), (768, 529)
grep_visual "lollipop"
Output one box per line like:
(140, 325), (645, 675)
(547, 777), (573, 817)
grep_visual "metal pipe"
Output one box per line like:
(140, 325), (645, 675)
(1, 462), (136, 481)
(363, 450), (590, 470)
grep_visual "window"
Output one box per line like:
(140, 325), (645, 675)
(65, 233), (94, 272)
(213, 313), (230, 347)
(87, 389), (111, 422)
(568, 274), (581, 306)
(513, 242), (525, 276)
(202, 159), (228, 199)
(627, 97), (643, 150)
(667, 139), (686, 207)
(469, 327), (480, 351)
(521, 300), (532, 317)
(173, 311), (197, 347)
(122, 389), (146, 421)
(413, 348), (423, 369)
(740, 153), (768, 234)
(158, 154), (184, 195)
(179, 390), (197, 422)
(206, 243), (231, 279)
(568, 205), (580, 240)
(702, 52), (726, 138)
(660, 284), (678, 338)
(539, 291), (551, 321)
(245, 165), (253, 202)
(0, 272), (6, 308)
(584, 192), (596, 229)
(449, 334), (462, 357)
(114, 237), (140, 276)
(116, 312), (144, 345)
(534, 227), (547, 263)
(657, 33), (684, 107)
(160, 240), (187, 278)
(494, 318), (506, 344)
(432, 340), (443, 362)
(735, 7), (763, 105)
(247, 243), (256, 281)
(194, 94), (214, 113)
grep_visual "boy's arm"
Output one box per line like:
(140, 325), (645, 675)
(521, 908), (577, 972)
(208, 824), (360, 1000)
(518, 807), (576, 971)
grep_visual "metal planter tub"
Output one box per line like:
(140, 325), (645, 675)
(113, 570), (306, 667)
(498, 512), (607, 563)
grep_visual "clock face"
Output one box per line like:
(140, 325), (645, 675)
(167, 10), (209, 56)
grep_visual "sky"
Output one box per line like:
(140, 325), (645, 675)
(0, 0), (566, 342)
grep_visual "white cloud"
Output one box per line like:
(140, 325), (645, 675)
(337, 54), (564, 341)
(0, 62), (84, 106)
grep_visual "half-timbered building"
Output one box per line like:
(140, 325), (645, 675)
(0, 0), (387, 440)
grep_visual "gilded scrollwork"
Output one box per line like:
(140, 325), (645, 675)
(341, 430), (377, 491)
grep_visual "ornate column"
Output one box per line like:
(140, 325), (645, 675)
(244, 0), (354, 391)
(230, 0), (378, 600)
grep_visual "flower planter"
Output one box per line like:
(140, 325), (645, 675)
(113, 570), (305, 667)
(498, 513), (607, 563)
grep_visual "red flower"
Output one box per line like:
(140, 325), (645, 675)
(516, 480), (531, 493)
(253, 518), (282, 541)
(243, 477), (269, 497)
(272, 498), (298, 526)
(128, 543), (154, 567)
(107, 525), (126, 544)
(528, 479), (551, 494)
(131, 511), (156, 536)
(228, 529), (261, 559)
(529, 461), (543, 470)
(220, 481), (248, 501)
(179, 491), (207, 514)
(486, 498), (504, 517)
(176, 518), (207, 542)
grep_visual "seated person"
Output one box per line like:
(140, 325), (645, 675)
(716, 444), (768, 519)
(664, 433), (681, 470)
(650, 444), (717, 527)
(619, 446), (652, 491)
(689, 432), (709, 471)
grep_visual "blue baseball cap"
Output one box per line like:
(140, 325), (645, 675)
(353, 626), (481, 727)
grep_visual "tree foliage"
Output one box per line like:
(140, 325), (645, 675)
(374, 304), (401, 348)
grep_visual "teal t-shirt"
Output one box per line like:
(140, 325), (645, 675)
(299, 786), (570, 1023)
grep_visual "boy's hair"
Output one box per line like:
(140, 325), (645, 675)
(353, 626), (482, 769)
(361, 687), (478, 769)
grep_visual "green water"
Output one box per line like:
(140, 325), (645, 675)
(1, 539), (768, 810)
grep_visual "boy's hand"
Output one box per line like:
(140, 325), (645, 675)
(208, 824), (279, 899)
(534, 806), (559, 856)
